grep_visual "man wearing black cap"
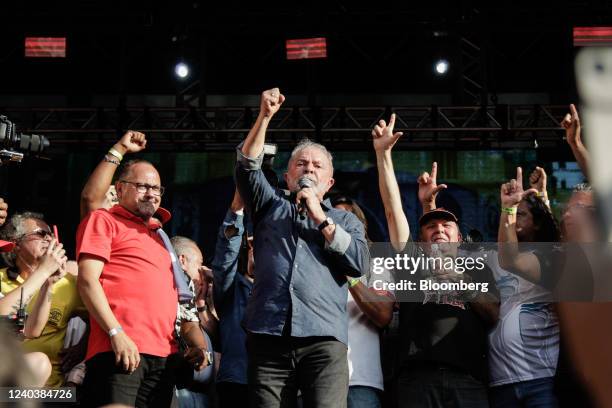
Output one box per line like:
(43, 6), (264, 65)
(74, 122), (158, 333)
(371, 116), (499, 408)
(395, 201), (499, 408)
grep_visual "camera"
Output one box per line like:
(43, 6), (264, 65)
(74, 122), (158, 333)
(0, 115), (50, 164)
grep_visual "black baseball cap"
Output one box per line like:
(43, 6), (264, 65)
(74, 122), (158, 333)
(418, 208), (459, 227)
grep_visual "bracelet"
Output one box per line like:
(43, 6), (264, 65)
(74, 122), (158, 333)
(349, 278), (361, 288)
(108, 147), (124, 161)
(197, 305), (208, 313)
(537, 191), (547, 198)
(108, 326), (123, 337)
(501, 207), (517, 215)
(104, 154), (121, 166)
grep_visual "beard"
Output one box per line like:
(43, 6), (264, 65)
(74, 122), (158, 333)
(135, 200), (157, 219)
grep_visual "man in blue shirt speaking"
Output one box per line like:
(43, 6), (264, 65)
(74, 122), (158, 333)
(235, 88), (370, 408)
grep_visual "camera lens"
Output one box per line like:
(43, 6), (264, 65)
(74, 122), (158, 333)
(18, 134), (50, 154)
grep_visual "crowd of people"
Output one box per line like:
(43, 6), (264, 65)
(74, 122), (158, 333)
(0, 89), (600, 408)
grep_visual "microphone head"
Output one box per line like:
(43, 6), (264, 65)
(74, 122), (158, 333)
(297, 176), (315, 189)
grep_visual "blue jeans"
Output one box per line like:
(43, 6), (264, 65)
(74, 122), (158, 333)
(348, 386), (381, 408)
(175, 387), (209, 408)
(490, 377), (558, 408)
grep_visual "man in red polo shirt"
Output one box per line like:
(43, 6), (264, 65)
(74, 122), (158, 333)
(77, 159), (178, 407)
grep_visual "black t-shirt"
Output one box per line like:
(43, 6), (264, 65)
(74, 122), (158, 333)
(397, 244), (498, 383)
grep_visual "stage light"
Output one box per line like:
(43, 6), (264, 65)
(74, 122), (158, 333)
(434, 59), (449, 75)
(174, 62), (189, 79)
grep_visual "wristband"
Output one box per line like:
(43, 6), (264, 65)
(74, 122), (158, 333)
(103, 154), (121, 166)
(197, 305), (208, 313)
(349, 278), (361, 288)
(536, 192), (550, 207)
(108, 326), (123, 337)
(108, 147), (124, 161)
(501, 207), (517, 215)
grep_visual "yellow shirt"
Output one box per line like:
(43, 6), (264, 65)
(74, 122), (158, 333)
(0, 267), (85, 387)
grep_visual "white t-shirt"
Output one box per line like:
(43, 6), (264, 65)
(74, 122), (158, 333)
(485, 250), (559, 387)
(347, 272), (390, 391)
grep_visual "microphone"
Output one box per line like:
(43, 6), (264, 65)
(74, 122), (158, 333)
(297, 176), (314, 219)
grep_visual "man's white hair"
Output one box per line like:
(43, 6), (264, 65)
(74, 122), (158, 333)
(170, 235), (198, 258)
(288, 139), (334, 171)
(0, 212), (45, 268)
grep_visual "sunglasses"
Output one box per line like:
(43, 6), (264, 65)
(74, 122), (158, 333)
(18, 229), (53, 242)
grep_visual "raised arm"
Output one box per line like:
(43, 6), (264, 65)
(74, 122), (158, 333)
(235, 89), (285, 216)
(241, 88), (285, 159)
(417, 162), (447, 213)
(528, 166), (550, 210)
(561, 104), (590, 180)
(80, 131), (146, 220)
(196, 268), (219, 340)
(212, 190), (245, 307)
(372, 113), (409, 250)
(497, 167), (542, 283)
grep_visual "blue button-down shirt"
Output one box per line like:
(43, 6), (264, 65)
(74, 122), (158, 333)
(212, 210), (253, 385)
(235, 147), (370, 345)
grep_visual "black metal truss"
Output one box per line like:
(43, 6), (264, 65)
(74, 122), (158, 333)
(3, 104), (569, 151)
(458, 35), (488, 105)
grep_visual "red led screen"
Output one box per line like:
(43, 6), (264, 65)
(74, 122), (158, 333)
(25, 37), (66, 58)
(574, 27), (612, 46)
(286, 37), (327, 60)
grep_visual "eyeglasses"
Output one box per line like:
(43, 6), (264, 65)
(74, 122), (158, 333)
(119, 180), (165, 196)
(562, 203), (596, 215)
(18, 229), (53, 242)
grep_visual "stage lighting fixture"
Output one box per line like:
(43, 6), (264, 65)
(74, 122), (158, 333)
(174, 62), (190, 79)
(434, 59), (449, 75)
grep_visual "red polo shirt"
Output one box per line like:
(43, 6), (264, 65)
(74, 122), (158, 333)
(76, 205), (178, 360)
